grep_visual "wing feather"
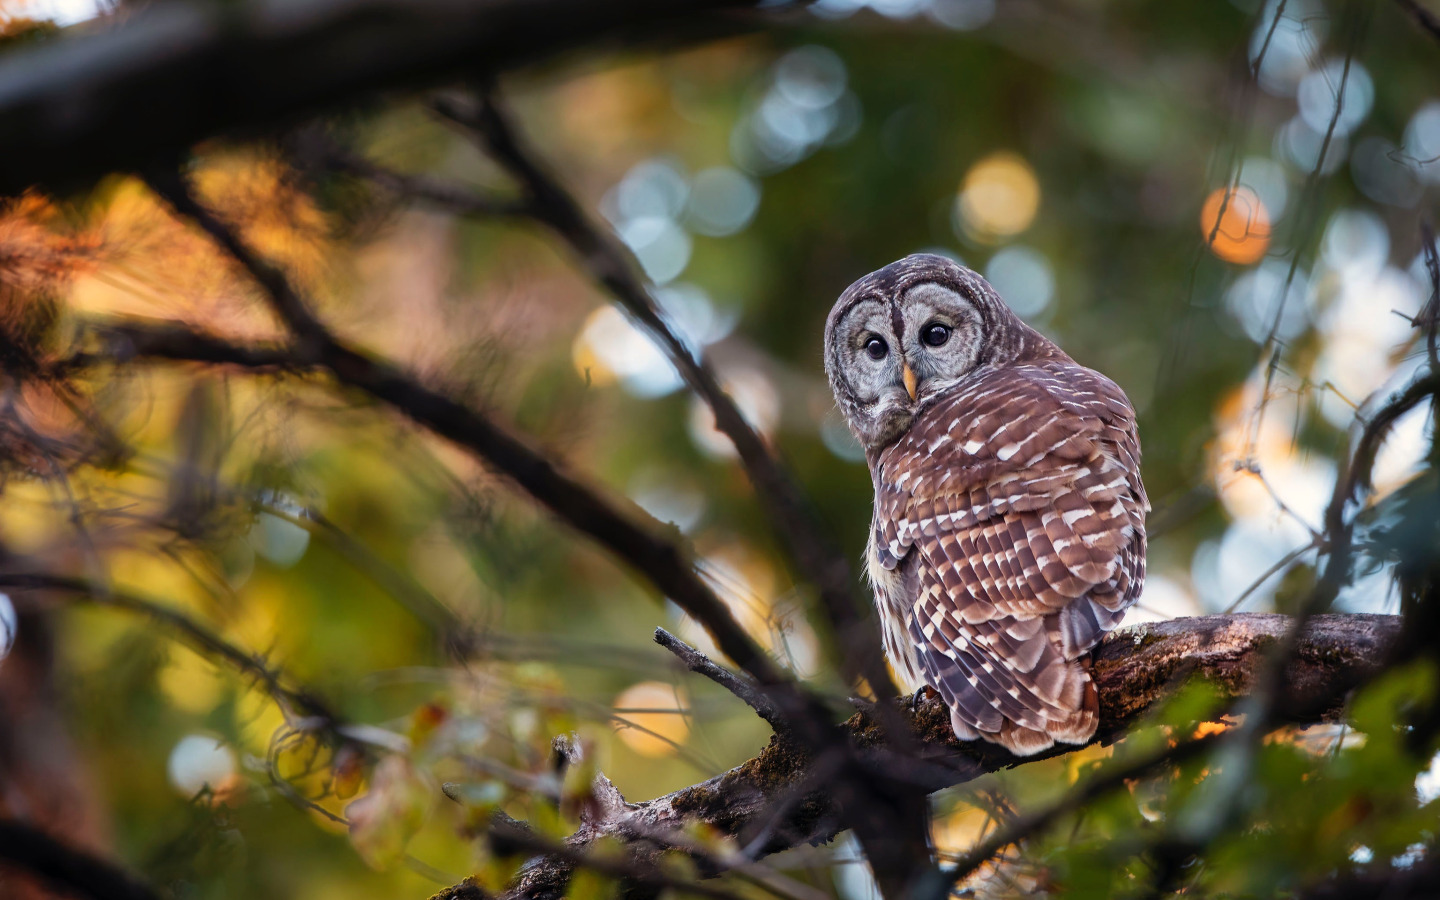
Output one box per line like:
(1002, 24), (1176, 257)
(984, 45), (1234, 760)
(875, 360), (1146, 756)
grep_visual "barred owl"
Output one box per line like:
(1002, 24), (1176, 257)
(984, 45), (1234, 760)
(824, 254), (1147, 756)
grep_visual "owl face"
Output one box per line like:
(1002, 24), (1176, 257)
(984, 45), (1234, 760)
(824, 254), (1048, 454)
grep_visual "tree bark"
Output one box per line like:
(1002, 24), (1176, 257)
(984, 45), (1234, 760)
(432, 613), (1398, 900)
(0, 0), (765, 196)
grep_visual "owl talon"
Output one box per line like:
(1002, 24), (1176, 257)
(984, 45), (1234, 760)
(909, 686), (938, 713)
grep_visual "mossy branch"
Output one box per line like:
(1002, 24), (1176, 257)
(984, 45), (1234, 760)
(471, 613), (1397, 900)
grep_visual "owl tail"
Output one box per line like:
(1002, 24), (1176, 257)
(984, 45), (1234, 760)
(943, 655), (1100, 757)
(988, 676), (1098, 756)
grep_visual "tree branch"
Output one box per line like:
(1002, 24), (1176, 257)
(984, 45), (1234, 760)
(467, 613), (1397, 900)
(0, 0), (772, 196)
(1395, 0), (1440, 43)
(323, 145), (533, 219)
(0, 570), (337, 726)
(431, 89), (895, 710)
(655, 627), (788, 734)
(0, 819), (161, 900)
(117, 183), (799, 699)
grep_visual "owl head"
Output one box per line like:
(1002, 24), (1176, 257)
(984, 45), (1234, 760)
(824, 253), (1060, 455)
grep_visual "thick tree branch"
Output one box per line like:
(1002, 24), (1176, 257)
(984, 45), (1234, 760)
(0, 819), (161, 900)
(0, 0), (772, 196)
(467, 613), (1397, 900)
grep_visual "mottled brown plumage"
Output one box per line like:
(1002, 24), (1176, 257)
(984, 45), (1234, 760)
(825, 254), (1147, 755)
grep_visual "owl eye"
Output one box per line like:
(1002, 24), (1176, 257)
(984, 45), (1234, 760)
(864, 336), (889, 360)
(921, 322), (951, 347)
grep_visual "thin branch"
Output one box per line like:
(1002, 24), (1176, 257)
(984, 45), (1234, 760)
(325, 146), (533, 219)
(123, 187), (797, 697)
(0, 570), (336, 725)
(1222, 538), (1320, 613)
(1395, 0), (1440, 42)
(655, 627), (788, 734)
(0, 819), (162, 900)
(482, 819), (752, 900)
(144, 171), (331, 350)
(926, 733), (1222, 896)
(430, 89), (895, 707)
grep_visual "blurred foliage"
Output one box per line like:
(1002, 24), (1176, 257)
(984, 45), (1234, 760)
(0, 0), (1438, 898)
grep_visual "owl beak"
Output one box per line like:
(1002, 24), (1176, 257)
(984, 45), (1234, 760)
(902, 362), (918, 402)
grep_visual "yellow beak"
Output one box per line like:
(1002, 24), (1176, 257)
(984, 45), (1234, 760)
(902, 362), (918, 402)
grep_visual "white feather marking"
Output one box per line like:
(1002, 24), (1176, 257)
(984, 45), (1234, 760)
(1061, 508), (1093, 527)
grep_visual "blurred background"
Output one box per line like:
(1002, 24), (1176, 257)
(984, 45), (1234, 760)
(0, 0), (1436, 897)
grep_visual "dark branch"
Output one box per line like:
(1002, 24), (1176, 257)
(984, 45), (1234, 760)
(81, 309), (798, 698)
(655, 627), (788, 734)
(144, 171), (332, 349)
(324, 146), (533, 219)
(1395, 0), (1440, 43)
(477, 613), (1398, 900)
(0, 819), (161, 900)
(0, 570), (337, 725)
(430, 91), (895, 705)
(0, 0), (768, 196)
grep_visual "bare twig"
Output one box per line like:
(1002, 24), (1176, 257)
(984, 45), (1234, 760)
(325, 147), (533, 219)
(144, 171), (331, 350)
(483, 818), (752, 900)
(0, 570), (336, 725)
(655, 627), (788, 733)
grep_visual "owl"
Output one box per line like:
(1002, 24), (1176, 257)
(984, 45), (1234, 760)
(824, 254), (1147, 756)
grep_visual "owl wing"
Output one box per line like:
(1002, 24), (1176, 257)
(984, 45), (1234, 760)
(873, 361), (1147, 755)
